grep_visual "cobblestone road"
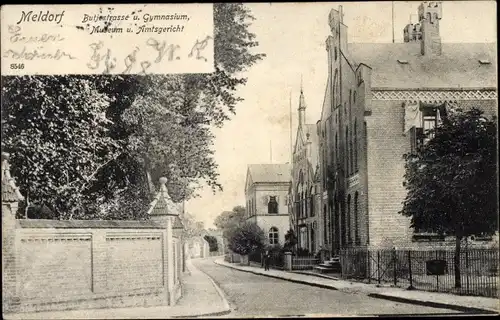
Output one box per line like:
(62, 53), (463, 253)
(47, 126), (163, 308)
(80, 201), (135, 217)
(193, 258), (462, 318)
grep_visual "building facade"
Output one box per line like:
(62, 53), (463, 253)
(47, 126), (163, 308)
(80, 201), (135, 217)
(318, 2), (497, 253)
(245, 164), (291, 246)
(288, 87), (322, 254)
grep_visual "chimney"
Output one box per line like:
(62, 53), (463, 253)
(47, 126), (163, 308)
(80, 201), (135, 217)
(418, 1), (443, 56)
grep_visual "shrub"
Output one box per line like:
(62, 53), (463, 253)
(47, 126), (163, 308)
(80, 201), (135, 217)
(228, 221), (266, 255)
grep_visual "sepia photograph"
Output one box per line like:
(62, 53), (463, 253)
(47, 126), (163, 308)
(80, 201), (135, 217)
(1, 1), (498, 319)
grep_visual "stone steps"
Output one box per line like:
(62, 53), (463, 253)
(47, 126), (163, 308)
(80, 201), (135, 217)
(313, 256), (341, 274)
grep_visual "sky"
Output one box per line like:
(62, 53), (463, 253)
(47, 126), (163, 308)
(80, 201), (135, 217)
(186, 1), (497, 228)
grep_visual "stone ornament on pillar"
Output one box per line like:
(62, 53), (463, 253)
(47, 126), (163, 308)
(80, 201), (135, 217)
(148, 177), (180, 218)
(2, 152), (24, 203)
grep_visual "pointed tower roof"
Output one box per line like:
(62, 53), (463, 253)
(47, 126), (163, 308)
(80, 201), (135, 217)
(298, 77), (306, 111)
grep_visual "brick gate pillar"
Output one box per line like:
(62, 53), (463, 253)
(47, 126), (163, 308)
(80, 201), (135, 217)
(2, 153), (23, 313)
(149, 177), (177, 306)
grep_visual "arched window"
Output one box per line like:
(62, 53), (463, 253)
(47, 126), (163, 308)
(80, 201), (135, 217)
(354, 118), (358, 172)
(354, 192), (360, 245)
(347, 194), (352, 244)
(269, 227), (279, 245)
(323, 205), (328, 244)
(345, 126), (349, 175)
(335, 132), (338, 162)
(309, 187), (314, 217)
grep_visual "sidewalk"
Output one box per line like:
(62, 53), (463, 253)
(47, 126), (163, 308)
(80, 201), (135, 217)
(215, 258), (499, 314)
(4, 259), (231, 319)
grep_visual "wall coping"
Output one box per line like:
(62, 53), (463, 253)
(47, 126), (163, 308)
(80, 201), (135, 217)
(16, 219), (165, 229)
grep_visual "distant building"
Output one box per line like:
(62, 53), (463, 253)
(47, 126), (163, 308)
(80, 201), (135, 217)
(245, 164), (291, 246)
(318, 2), (497, 253)
(288, 86), (322, 254)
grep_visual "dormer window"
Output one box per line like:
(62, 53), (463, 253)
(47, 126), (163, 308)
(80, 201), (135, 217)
(478, 59), (491, 65)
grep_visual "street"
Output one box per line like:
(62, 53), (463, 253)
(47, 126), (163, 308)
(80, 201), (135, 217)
(193, 258), (462, 317)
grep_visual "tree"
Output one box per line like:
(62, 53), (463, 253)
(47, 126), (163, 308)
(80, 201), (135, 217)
(400, 107), (498, 288)
(182, 212), (206, 239)
(284, 229), (298, 252)
(204, 235), (219, 252)
(1, 4), (265, 219)
(1, 76), (123, 219)
(228, 221), (266, 255)
(214, 205), (247, 240)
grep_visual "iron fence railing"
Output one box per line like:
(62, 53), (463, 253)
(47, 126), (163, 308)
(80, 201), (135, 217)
(249, 249), (285, 270)
(340, 247), (499, 298)
(269, 251), (285, 270)
(292, 254), (320, 270)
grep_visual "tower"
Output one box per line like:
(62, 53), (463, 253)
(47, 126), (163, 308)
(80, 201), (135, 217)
(298, 79), (306, 128)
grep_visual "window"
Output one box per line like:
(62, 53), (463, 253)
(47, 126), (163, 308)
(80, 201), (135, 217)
(354, 118), (358, 172)
(310, 187), (315, 217)
(268, 196), (278, 214)
(347, 194), (352, 244)
(323, 205), (328, 244)
(269, 227), (279, 245)
(349, 126), (354, 175)
(335, 132), (338, 162)
(300, 191), (307, 218)
(410, 105), (441, 154)
(354, 192), (360, 245)
(345, 126), (349, 175)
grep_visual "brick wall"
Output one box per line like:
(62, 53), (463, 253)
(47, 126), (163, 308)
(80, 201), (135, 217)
(365, 97), (498, 249)
(2, 154), (185, 314)
(3, 219), (184, 313)
(365, 99), (412, 248)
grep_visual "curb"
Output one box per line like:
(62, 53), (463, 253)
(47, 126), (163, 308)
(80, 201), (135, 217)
(190, 261), (232, 316)
(214, 260), (338, 291)
(215, 260), (499, 315)
(367, 293), (499, 315)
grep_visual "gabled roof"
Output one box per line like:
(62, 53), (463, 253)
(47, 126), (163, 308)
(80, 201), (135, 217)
(247, 164), (291, 184)
(348, 42), (497, 89)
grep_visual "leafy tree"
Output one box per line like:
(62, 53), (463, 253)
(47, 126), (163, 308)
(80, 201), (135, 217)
(400, 107), (498, 288)
(228, 221), (266, 255)
(284, 229), (298, 252)
(1, 3), (265, 219)
(214, 205), (247, 240)
(204, 235), (219, 252)
(182, 212), (206, 238)
(1, 76), (123, 219)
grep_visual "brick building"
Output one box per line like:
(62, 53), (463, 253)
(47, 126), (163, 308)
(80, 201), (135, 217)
(245, 164), (291, 246)
(318, 2), (497, 253)
(288, 87), (322, 253)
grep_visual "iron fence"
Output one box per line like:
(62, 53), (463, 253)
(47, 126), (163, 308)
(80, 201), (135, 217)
(249, 249), (263, 267)
(269, 251), (285, 270)
(249, 249), (285, 270)
(292, 254), (320, 270)
(340, 247), (499, 298)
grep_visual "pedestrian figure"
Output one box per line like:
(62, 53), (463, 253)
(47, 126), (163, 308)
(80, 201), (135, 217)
(264, 250), (270, 271)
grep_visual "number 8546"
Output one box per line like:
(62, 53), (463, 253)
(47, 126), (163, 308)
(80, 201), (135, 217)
(10, 63), (25, 70)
